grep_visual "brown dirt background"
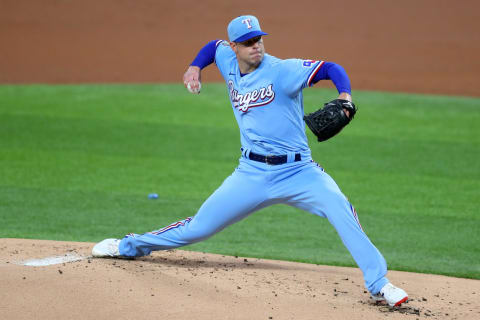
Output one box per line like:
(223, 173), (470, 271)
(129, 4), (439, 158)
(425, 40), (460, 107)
(1, 1), (480, 319)
(1, 0), (479, 96)
(1, 239), (479, 320)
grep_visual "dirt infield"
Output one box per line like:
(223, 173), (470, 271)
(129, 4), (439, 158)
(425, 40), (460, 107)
(1, 239), (479, 320)
(1, 0), (479, 96)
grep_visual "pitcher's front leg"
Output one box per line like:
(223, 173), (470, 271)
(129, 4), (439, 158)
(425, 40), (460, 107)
(119, 167), (268, 257)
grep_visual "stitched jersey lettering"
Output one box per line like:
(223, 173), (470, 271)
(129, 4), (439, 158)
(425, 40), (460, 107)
(228, 80), (275, 112)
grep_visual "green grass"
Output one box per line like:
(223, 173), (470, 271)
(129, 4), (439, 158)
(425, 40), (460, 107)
(1, 84), (479, 279)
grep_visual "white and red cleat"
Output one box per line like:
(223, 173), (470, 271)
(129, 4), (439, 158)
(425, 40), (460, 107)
(371, 282), (408, 307)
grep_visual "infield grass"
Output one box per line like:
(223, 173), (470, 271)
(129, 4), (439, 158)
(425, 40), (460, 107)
(1, 84), (479, 279)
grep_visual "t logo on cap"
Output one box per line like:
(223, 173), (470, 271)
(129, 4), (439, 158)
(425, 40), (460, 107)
(242, 18), (253, 29)
(228, 15), (268, 43)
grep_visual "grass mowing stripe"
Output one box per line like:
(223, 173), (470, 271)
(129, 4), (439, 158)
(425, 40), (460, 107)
(315, 135), (479, 180)
(0, 84), (234, 128)
(0, 149), (235, 199)
(1, 113), (240, 159)
(1, 84), (479, 279)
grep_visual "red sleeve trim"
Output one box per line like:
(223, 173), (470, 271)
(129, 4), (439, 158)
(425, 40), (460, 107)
(307, 61), (325, 87)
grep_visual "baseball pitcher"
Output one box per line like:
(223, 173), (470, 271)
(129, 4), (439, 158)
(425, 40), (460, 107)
(93, 15), (408, 307)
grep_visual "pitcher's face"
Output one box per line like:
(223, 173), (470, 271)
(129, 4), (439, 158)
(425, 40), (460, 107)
(230, 36), (265, 70)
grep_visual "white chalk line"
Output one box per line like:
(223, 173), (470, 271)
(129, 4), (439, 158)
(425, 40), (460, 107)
(22, 253), (86, 266)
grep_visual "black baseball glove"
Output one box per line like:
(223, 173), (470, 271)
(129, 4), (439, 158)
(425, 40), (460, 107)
(303, 99), (357, 142)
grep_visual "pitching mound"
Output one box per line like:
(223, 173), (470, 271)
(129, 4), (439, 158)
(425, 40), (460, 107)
(0, 239), (478, 319)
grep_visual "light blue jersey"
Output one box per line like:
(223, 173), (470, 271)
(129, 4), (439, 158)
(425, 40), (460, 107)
(215, 40), (324, 155)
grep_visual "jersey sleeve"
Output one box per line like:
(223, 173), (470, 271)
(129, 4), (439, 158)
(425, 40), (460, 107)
(190, 40), (219, 69)
(311, 62), (351, 94)
(214, 40), (236, 80)
(278, 59), (324, 96)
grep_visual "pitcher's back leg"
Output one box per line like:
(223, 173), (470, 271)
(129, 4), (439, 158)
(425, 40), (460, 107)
(279, 163), (389, 294)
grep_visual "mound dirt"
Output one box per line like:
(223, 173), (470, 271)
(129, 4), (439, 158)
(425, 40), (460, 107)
(0, 239), (479, 320)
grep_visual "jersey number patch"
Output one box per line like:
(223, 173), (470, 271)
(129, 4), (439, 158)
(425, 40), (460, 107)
(303, 60), (318, 67)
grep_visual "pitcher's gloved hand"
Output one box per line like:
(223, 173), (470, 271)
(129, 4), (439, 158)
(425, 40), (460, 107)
(303, 99), (357, 142)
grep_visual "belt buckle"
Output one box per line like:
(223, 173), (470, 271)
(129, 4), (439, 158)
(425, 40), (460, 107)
(265, 154), (272, 165)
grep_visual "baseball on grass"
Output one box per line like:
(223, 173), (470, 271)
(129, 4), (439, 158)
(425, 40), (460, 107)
(187, 82), (201, 94)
